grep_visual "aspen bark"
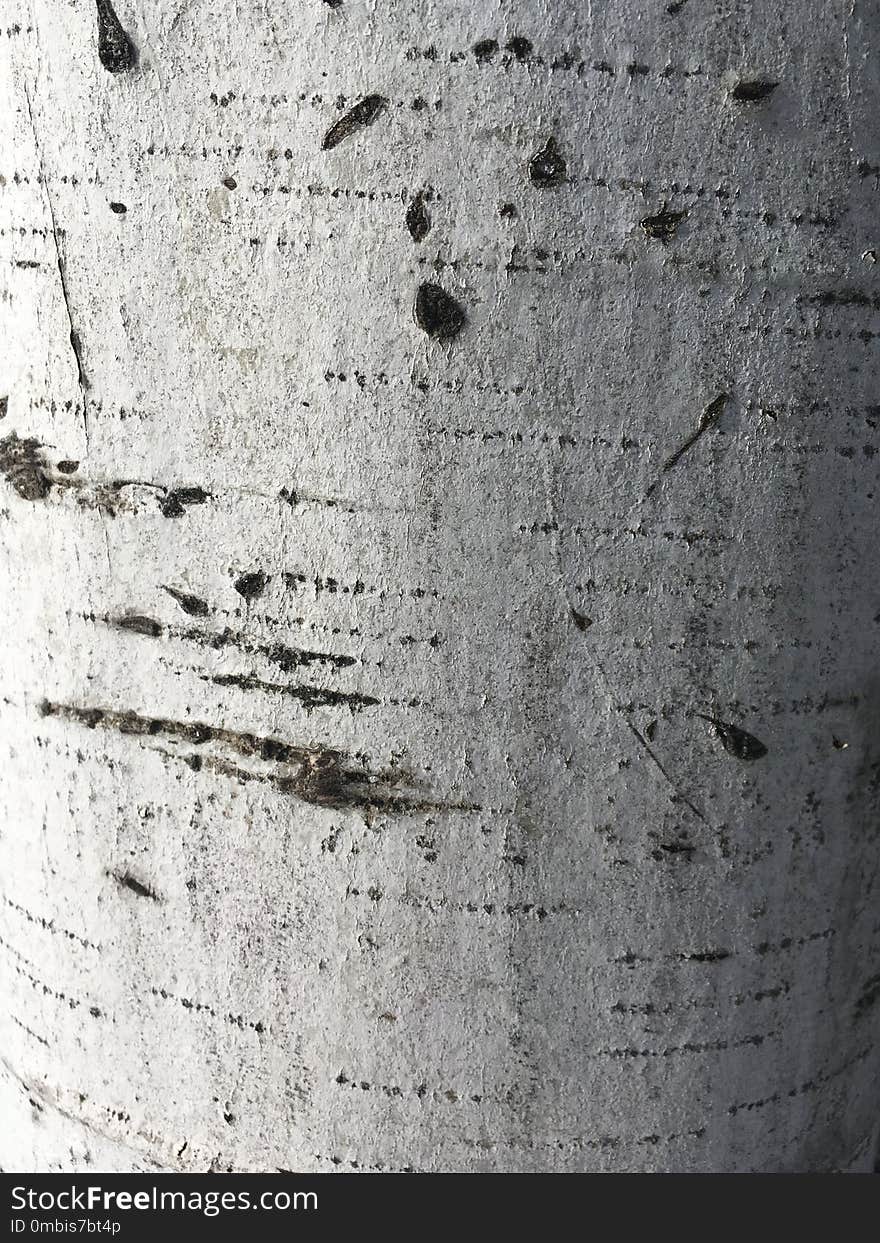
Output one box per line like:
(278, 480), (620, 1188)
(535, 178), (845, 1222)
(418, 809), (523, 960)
(1, 0), (879, 1173)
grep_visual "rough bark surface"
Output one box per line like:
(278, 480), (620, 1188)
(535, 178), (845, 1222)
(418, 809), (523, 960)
(1, 0), (879, 1173)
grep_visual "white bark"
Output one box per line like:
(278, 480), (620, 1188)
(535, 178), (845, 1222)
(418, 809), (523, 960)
(1, 0), (879, 1173)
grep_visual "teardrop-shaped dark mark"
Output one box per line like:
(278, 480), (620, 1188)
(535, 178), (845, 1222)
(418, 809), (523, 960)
(570, 608), (593, 632)
(641, 205), (687, 243)
(234, 571), (269, 600)
(109, 201), (127, 214)
(697, 714), (767, 761)
(473, 39), (499, 63)
(405, 192), (431, 243)
(414, 282), (465, 341)
(322, 94), (388, 150)
(95, 0), (136, 74)
(161, 585), (210, 617)
(528, 137), (566, 188)
(732, 80), (778, 103)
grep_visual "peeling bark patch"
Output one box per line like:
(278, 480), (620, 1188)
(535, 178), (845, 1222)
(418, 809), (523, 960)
(662, 392), (728, 474)
(405, 192), (431, 242)
(158, 486), (209, 518)
(0, 432), (52, 500)
(234, 571), (269, 600)
(321, 95), (387, 150)
(697, 714), (768, 761)
(95, 0), (136, 73)
(528, 137), (567, 187)
(641, 206), (687, 243)
(161, 585), (209, 617)
(414, 282), (465, 340)
(111, 871), (160, 902)
(732, 80), (778, 103)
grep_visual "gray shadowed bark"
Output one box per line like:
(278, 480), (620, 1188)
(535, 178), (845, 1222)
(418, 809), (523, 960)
(1, 0), (879, 1173)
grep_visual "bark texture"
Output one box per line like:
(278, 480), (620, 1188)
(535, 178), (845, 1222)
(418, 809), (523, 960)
(1, 0), (879, 1173)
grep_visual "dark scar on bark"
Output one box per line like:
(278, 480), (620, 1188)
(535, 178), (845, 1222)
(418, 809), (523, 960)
(39, 699), (442, 814)
(506, 37), (533, 60)
(158, 486), (210, 517)
(161, 585), (210, 617)
(695, 714), (768, 761)
(854, 972), (880, 1020)
(207, 671), (380, 712)
(661, 392), (728, 473)
(109, 201), (127, 214)
(641, 205), (687, 243)
(56, 460), (79, 474)
(95, 0), (136, 73)
(732, 80), (778, 103)
(570, 608), (593, 631)
(0, 432), (53, 499)
(321, 95), (388, 150)
(666, 1), (689, 13)
(115, 614), (164, 637)
(414, 282), (465, 340)
(405, 192), (431, 242)
(473, 39), (499, 63)
(528, 138), (566, 187)
(234, 571), (269, 600)
(111, 871), (160, 901)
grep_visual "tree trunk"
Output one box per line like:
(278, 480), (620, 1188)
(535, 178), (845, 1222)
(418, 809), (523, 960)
(1, 0), (878, 1173)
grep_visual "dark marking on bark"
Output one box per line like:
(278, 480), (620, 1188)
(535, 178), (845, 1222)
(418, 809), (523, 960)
(732, 80), (778, 103)
(645, 720), (658, 742)
(222, 176), (237, 190)
(666, 0), (689, 13)
(114, 614), (163, 637)
(831, 736), (849, 751)
(93, 612), (357, 672)
(111, 871), (160, 902)
(662, 392), (728, 474)
(499, 202), (518, 219)
(56, 459), (79, 474)
(161, 585), (209, 617)
(0, 432), (52, 500)
(414, 282), (465, 340)
(528, 137), (567, 187)
(473, 39), (499, 63)
(854, 973), (880, 1019)
(95, 0), (136, 73)
(627, 63), (649, 76)
(641, 205), (687, 243)
(322, 95), (387, 150)
(234, 571), (268, 600)
(679, 949), (731, 963)
(323, 0), (343, 7)
(207, 671), (379, 712)
(506, 37), (533, 60)
(158, 486), (209, 518)
(0, 396), (7, 418)
(40, 698), (433, 814)
(570, 608), (593, 632)
(109, 201), (127, 214)
(405, 192), (431, 242)
(696, 713), (768, 761)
